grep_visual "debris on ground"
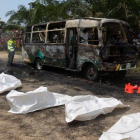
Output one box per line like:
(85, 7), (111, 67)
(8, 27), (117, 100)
(99, 113), (140, 140)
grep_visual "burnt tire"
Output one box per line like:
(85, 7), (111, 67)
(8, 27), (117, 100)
(84, 64), (99, 81)
(35, 58), (43, 70)
(112, 70), (126, 80)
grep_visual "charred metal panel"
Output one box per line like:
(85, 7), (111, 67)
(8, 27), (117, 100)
(66, 19), (100, 28)
(79, 19), (100, 27)
(100, 19), (129, 26)
(65, 18), (128, 28)
(76, 44), (135, 72)
(22, 44), (34, 63)
(66, 19), (79, 28)
(98, 62), (136, 71)
(99, 62), (118, 71)
(36, 45), (46, 56)
(100, 45), (138, 64)
(23, 44), (66, 67)
(98, 44), (138, 71)
(22, 46), (31, 62)
(44, 44), (66, 67)
(77, 44), (100, 71)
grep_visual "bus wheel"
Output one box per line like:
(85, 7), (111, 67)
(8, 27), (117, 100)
(35, 58), (43, 70)
(84, 64), (99, 81)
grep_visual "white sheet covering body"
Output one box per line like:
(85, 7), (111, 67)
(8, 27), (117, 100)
(0, 73), (22, 94)
(65, 95), (129, 123)
(6, 86), (72, 114)
(99, 113), (140, 140)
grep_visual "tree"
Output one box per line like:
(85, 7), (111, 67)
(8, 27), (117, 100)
(5, 0), (68, 25)
(5, 0), (140, 31)
(106, 0), (140, 31)
(84, 0), (140, 31)
(60, 0), (92, 19)
(0, 18), (6, 29)
(6, 5), (35, 25)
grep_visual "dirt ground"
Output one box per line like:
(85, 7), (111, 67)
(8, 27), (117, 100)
(0, 50), (140, 140)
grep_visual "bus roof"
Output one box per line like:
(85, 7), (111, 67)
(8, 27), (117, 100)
(27, 17), (129, 28)
(66, 18), (129, 28)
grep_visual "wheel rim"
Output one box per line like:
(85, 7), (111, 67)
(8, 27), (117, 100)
(87, 68), (95, 79)
(36, 59), (42, 70)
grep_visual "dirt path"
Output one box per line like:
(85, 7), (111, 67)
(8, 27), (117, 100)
(0, 51), (140, 140)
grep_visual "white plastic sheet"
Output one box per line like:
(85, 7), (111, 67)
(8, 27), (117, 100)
(65, 95), (129, 123)
(0, 73), (22, 94)
(6, 86), (72, 114)
(99, 113), (140, 140)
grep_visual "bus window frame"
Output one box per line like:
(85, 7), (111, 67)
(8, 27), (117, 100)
(78, 27), (99, 46)
(47, 28), (65, 44)
(31, 25), (47, 44)
(46, 22), (66, 44)
(24, 26), (32, 44)
(28, 23), (66, 44)
(32, 31), (46, 44)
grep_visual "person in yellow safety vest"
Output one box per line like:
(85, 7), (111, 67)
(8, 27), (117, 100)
(7, 37), (17, 66)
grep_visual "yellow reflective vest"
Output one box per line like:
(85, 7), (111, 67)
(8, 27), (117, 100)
(7, 39), (16, 51)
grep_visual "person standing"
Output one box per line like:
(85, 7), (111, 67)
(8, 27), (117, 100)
(7, 37), (16, 66)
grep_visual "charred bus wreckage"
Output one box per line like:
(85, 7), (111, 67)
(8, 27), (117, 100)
(22, 18), (138, 80)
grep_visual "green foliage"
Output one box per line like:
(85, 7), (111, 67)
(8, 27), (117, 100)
(4, 0), (140, 31)
(60, 0), (92, 19)
(0, 19), (6, 29)
(105, 0), (140, 31)
(6, 5), (35, 25)
(2, 25), (23, 32)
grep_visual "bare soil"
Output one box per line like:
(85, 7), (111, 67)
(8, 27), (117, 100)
(0, 50), (140, 140)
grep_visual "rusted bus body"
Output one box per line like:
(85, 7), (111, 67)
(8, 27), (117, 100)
(22, 18), (138, 80)
(22, 44), (66, 67)
(22, 22), (66, 68)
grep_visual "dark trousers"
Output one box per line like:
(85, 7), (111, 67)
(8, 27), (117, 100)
(7, 50), (15, 66)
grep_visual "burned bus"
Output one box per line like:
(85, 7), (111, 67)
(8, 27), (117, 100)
(22, 18), (138, 80)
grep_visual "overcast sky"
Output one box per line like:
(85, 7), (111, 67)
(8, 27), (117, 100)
(0, 0), (35, 22)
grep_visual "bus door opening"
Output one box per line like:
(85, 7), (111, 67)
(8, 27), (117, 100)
(66, 28), (77, 69)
